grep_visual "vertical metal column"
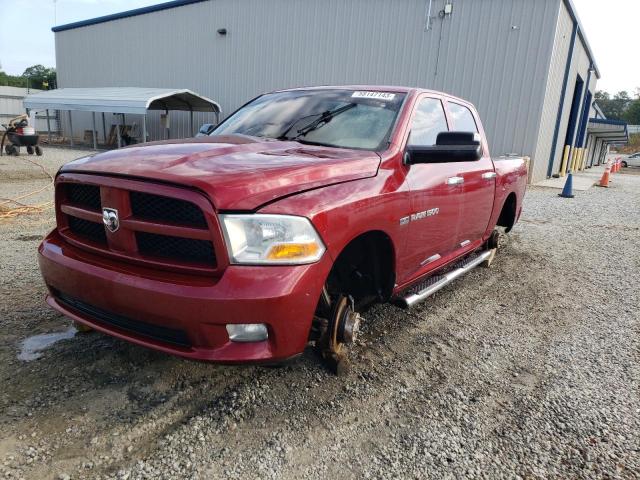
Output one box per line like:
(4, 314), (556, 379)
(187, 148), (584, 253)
(142, 114), (147, 144)
(115, 114), (121, 148)
(46, 109), (51, 143)
(122, 114), (126, 145)
(91, 112), (97, 149)
(102, 112), (107, 145)
(189, 110), (194, 137)
(68, 111), (74, 147)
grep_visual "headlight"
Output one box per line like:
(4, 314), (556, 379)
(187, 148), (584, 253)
(219, 214), (326, 265)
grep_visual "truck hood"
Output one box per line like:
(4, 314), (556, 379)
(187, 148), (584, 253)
(61, 136), (381, 210)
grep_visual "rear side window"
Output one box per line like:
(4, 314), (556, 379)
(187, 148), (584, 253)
(449, 102), (478, 133)
(408, 98), (448, 146)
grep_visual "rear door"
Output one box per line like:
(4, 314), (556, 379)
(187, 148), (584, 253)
(445, 101), (495, 246)
(402, 95), (464, 278)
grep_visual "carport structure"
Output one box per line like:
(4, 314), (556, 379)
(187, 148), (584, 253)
(585, 118), (629, 167)
(23, 87), (221, 149)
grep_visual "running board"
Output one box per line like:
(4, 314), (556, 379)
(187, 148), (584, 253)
(395, 250), (494, 308)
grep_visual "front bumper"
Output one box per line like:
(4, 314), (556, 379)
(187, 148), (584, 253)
(38, 229), (332, 363)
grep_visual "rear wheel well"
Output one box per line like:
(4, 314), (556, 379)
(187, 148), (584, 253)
(324, 231), (395, 309)
(497, 192), (517, 233)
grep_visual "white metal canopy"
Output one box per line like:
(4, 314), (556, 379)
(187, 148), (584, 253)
(23, 87), (221, 114)
(587, 118), (629, 145)
(23, 87), (221, 149)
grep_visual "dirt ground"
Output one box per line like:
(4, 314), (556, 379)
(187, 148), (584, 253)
(1, 148), (638, 479)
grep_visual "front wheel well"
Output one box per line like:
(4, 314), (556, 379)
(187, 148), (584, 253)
(324, 231), (395, 309)
(497, 192), (517, 233)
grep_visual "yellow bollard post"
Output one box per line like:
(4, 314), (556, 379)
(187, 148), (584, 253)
(574, 148), (581, 172)
(560, 145), (571, 176)
(569, 147), (577, 172)
(577, 148), (583, 171)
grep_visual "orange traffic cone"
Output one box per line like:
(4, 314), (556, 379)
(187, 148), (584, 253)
(597, 162), (611, 187)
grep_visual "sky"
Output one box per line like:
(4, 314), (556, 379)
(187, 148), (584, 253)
(0, 0), (638, 95)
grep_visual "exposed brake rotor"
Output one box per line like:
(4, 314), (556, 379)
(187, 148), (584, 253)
(318, 293), (361, 375)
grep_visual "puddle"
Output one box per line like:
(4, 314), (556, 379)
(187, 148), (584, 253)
(17, 327), (77, 361)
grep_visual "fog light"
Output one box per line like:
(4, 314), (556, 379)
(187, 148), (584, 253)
(226, 323), (268, 342)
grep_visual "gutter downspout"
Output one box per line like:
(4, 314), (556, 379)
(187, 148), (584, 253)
(547, 22), (578, 178)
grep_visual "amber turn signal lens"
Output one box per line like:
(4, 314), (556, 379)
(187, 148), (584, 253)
(266, 242), (320, 260)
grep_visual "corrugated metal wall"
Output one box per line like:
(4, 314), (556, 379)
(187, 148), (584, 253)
(535, 3), (597, 178)
(55, 0), (567, 180)
(531, 0), (569, 182)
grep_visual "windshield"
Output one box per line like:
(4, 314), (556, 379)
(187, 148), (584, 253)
(212, 89), (406, 151)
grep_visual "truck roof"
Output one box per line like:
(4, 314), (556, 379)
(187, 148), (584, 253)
(273, 85), (472, 106)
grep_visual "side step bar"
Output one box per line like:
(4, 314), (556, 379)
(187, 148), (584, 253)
(396, 250), (494, 308)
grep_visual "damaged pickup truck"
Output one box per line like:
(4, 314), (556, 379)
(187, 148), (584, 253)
(38, 86), (527, 372)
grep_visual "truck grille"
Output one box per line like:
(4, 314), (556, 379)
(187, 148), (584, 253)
(56, 175), (222, 275)
(65, 184), (101, 211)
(68, 216), (107, 245)
(131, 192), (207, 227)
(136, 232), (215, 264)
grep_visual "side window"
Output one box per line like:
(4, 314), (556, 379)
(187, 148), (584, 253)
(448, 102), (479, 133)
(408, 98), (448, 146)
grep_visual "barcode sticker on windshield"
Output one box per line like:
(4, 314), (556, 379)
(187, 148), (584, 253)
(352, 91), (396, 101)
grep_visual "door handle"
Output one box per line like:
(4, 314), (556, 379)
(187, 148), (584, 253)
(482, 172), (497, 180)
(446, 176), (464, 185)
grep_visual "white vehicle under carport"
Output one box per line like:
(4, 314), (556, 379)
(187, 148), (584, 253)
(621, 152), (640, 168)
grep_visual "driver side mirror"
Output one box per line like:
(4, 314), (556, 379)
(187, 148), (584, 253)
(405, 131), (482, 164)
(196, 123), (216, 137)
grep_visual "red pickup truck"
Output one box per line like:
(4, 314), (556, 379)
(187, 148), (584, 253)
(38, 86), (527, 372)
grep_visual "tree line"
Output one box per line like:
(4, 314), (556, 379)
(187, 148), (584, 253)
(595, 89), (640, 125)
(0, 64), (57, 91)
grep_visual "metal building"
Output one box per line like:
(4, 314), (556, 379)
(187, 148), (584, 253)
(52, 0), (601, 183)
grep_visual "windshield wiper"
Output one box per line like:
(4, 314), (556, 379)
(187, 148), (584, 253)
(277, 103), (357, 141)
(294, 103), (356, 139)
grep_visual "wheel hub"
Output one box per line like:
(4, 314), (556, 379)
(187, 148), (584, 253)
(318, 294), (362, 374)
(338, 309), (361, 344)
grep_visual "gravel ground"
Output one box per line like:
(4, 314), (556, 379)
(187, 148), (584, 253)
(1, 148), (638, 479)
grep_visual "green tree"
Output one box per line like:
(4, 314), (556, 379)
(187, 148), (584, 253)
(595, 90), (633, 120)
(21, 64), (56, 90)
(0, 67), (27, 87)
(624, 100), (640, 125)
